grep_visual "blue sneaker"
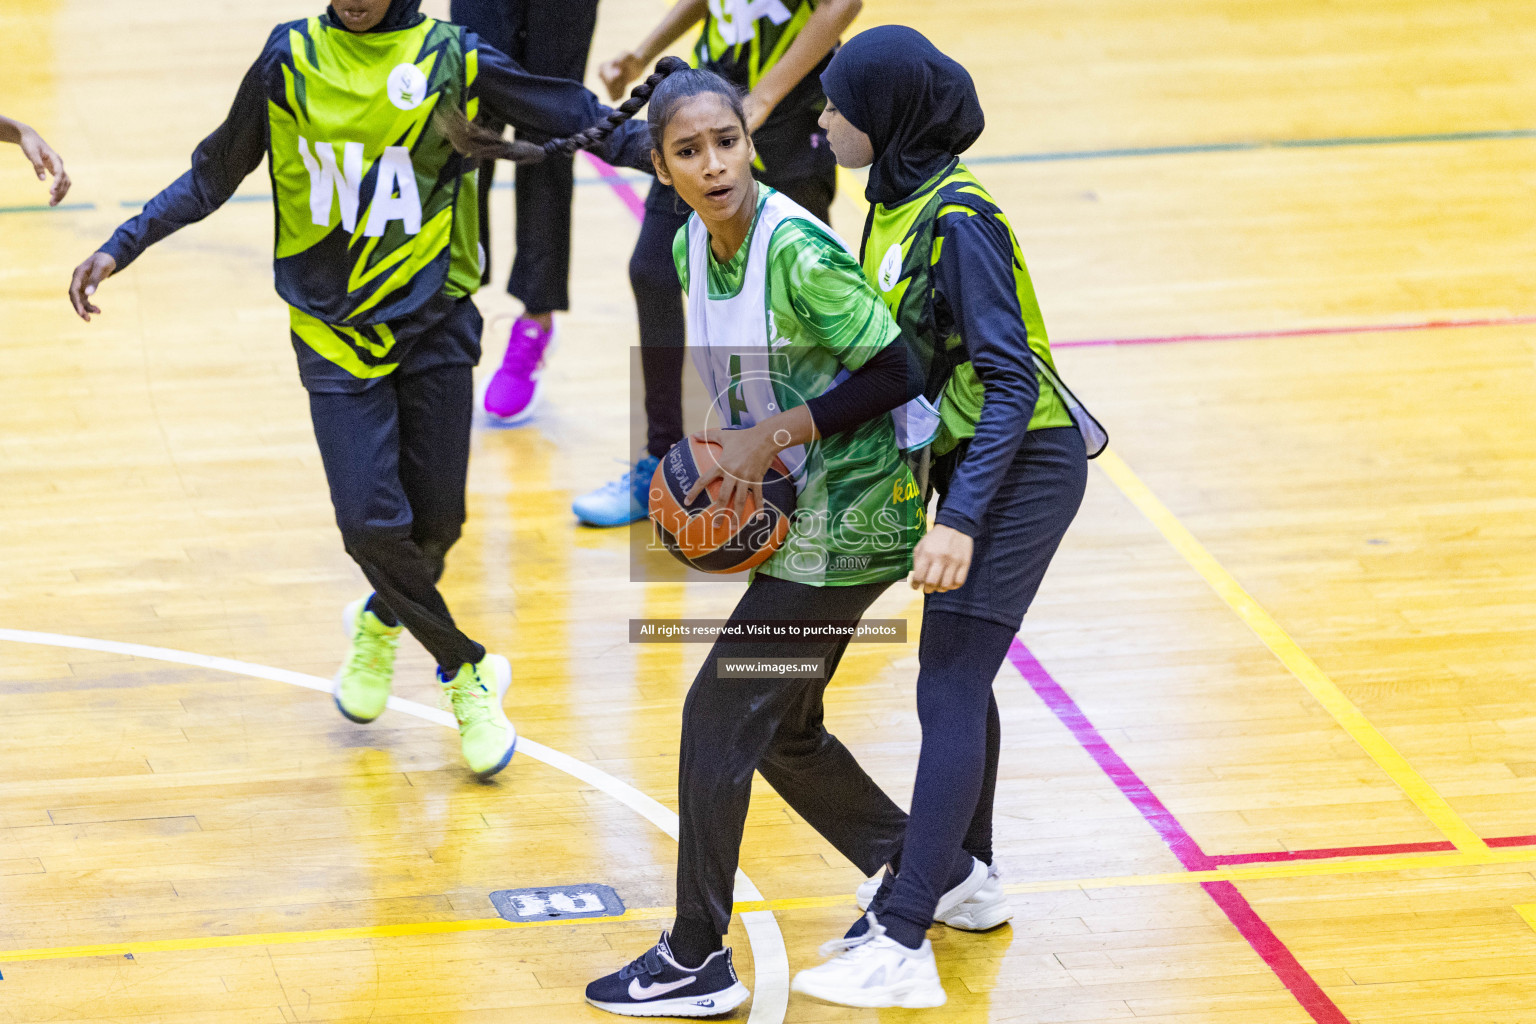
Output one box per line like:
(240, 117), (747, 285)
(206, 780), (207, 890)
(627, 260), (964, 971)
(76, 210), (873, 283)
(585, 933), (749, 1018)
(572, 453), (660, 527)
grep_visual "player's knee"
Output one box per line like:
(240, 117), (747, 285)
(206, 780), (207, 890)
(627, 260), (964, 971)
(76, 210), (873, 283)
(337, 517), (404, 561)
(678, 689), (718, 740)
(763, 726), (834, 770)
(417, 523), (461, 560)
(417, 534), (458, 581)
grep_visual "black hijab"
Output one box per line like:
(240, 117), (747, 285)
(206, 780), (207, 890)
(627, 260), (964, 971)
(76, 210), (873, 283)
(821, 25), (985, 207)
(325, 0), (424, 33)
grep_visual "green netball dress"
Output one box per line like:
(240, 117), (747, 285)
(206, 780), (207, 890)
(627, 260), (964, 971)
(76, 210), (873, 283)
(676, 184), (922, 585)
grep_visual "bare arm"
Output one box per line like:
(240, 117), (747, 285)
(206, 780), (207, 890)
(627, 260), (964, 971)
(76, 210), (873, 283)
(744, 0), (862, 131)
(685, 406), (819, 516)
(0, 113), (70, 206)
(597, 0), (709, 100)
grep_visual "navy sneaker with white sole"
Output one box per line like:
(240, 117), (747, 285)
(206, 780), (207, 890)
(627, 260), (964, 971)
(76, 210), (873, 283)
(585, 933), (749, 1018)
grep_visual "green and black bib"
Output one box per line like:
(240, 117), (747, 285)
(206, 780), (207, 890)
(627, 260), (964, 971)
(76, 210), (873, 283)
(266, 15), (481, 345)
(860, 161), (1106, 458)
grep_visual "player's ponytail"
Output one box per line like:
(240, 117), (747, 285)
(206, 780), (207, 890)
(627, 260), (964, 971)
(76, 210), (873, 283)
(644, 66), (749, 155)
(437, 55), (689, 165)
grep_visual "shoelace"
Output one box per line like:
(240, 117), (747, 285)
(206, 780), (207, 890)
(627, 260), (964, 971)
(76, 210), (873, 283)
(588, 457), (658, 504)
(593, 470), (632, 499)
(347, 624), (394, 678)
(816, 913), (886, 959)
(618, 947), (665, 981)
(499, 322), (550, 376)
(444, 666), (493, 727)
(630, 457), (660, 504)
(585, 457), (638, 500)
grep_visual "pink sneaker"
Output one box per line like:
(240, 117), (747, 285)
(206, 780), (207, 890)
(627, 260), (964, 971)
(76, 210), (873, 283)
(483, 315), (554, 424)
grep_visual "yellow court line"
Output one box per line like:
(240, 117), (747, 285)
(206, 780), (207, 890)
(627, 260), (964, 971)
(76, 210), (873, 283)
(1515, 904), (1536, 934)
(0, 909), (668, 963)
(1093, 449), (1487, 853)
(8, 845), (1536, 965)
(834, 167), (1483, 854)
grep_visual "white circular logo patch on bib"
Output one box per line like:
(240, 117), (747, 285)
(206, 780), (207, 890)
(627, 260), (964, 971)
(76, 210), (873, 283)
(387, 63), (428, 110)
(877, 242), (903, 292)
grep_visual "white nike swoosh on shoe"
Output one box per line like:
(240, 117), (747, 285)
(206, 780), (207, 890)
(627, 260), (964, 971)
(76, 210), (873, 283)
(628, 975), (697, 1000)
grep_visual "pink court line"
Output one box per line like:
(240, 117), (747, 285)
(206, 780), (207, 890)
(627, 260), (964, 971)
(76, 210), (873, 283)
(586, 160), (1535, 854)
(1007, 640), (1350, 1024)
(589, 160), (1518, 1011)
(1055, 313), (1536, 349)
(582, 152), (647, 221)
(586, 162), (1536, 353)
(1209, 831), (1536, 866)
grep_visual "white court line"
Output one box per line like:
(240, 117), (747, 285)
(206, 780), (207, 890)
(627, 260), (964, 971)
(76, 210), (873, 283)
(0, 628), (790, 1024)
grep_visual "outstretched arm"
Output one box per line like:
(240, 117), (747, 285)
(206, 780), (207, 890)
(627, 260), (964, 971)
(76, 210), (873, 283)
(744, 0), (862, 132)
(596, 0), (708, 101)
(0, 114), (70, 206)
(470, 40), (668, 173)
(69, 59), (268, 320)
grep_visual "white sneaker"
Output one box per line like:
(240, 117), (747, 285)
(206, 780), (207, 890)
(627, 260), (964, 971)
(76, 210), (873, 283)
(855, 874), (882, 911)
(853, 857), (1000, 927)
(939, 860), (1012, 931)
(791, 913), (946, 1009)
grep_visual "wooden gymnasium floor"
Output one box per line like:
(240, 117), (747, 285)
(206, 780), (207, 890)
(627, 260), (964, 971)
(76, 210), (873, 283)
(2, 0), (1535, 1021)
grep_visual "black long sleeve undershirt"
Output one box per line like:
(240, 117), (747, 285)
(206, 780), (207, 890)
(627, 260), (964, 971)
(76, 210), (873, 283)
(803, 340), (921, 438)
(930, 209), (1041, 537)
(101, 29), (651, 272)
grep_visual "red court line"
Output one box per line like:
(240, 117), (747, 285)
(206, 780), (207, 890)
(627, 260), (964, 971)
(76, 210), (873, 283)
(590, 156), (1535, 864)
(1008, 640), (1351, 1024)
(587, 165), (1536, 355)
(593, 160), (1519, 1019)
(1209, 841), (1454, 865)
(1055, 314), (1536, 349)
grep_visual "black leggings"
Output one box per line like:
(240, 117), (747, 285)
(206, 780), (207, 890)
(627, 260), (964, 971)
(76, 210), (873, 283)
(673, 573), (908, 939)
(450, 0), (600, 312)
(633, 174), (836, 458)
(308, 361), (485, 672)
(875, 427), (1088, 948)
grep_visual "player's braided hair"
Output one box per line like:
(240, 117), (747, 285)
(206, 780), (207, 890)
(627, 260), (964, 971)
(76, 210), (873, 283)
(437, 55), (690, 164)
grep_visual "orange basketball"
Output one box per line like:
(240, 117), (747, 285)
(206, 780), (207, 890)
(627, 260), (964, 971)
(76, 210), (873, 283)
(648, 435), (797, 574)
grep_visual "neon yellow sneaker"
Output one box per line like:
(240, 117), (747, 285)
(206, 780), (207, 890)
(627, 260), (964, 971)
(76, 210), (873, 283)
(332, 596), (402, 724)
(439, 652), (517, 778)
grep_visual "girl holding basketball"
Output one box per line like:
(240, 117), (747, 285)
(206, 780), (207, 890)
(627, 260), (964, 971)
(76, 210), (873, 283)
(789, 26), (1101, 1007)
(571, 0), (863, 527)
(573, 66), (932, 1017)
(65, 0), (670, 780)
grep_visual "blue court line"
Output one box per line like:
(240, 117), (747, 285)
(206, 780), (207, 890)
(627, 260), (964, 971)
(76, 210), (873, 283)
(966, 127), (1536, 165)
(0, 201), (95, 214)
(118, 192), (275, 208)
(113, 172), (650, 210)
(45, 125), (1536, 216)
